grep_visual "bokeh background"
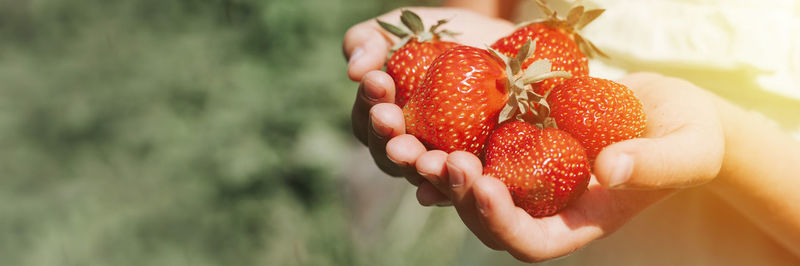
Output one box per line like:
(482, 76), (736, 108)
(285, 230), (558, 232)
(0, 0), (469, 265)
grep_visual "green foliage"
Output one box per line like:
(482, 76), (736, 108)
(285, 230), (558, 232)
(0, 0), (461, 265)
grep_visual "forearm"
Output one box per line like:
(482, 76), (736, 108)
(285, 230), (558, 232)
(443, 0), (520, 19)
(710, 96), (800, 256)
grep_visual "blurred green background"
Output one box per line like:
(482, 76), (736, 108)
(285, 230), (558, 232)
(0, 0), (468, 265)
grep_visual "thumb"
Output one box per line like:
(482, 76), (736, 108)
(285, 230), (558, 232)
(593, 124), (724, 189)
(343, 20), (393, 81)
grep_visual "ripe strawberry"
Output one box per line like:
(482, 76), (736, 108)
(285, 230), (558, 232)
(490, 1), (605, 94)
(378, 10), (459, 107)
(403, 41), (571, 155)
(484, 121), (590, 217)
(547, 76), (646, 158)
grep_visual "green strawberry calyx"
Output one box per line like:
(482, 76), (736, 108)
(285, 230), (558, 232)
(515, 0), (607, 58)
(376, 10), (459, 52)
(488, 39), (570, 128)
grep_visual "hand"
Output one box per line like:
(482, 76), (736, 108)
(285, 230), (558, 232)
(415, 72), (726, 262)
(343, 8), (514, 194)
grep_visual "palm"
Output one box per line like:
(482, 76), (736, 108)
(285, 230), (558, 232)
(463, 73), (725, 262)
(535, 71), (718, 239)
(346, 8), (725, 261)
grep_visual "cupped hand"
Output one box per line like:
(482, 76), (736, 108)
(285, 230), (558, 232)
(343, 7), (515, 81)
(344, 8), (514, 192)
(415, 72), (726, 262)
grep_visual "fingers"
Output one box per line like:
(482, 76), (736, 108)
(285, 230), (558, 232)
(385, 134), (427, 168)
(414, 150), (454, 207)
(445, 152), (483, 199)
(366, 103), (414, 177)
(597, 72), (725, 189)
(471, 177), (530, 252)
(415, 150), (449, 188)
(352, 71), (396, 145)
(368, 102), (403, 142)
(444, 152), (505, 250)
(593, 125), (725, 189)
(343, 20), (392, 81)
(371, 133), (424, 179)
(416, 181), (451, 206)
(471, 177), (605, 263)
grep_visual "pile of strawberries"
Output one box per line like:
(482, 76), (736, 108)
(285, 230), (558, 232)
(378, 2), (646, 217)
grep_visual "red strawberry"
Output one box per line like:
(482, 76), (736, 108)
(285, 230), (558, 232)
(547, 76), (646, 158)
(403, 41), (571, 155)
(403, 46), (506, 155)
(484, 121), (590, 217)
(490, 1), (605, 94)
(378, 10), (459, 107)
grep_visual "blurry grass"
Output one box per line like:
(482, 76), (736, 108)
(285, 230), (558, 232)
(0, 0), (463, 265)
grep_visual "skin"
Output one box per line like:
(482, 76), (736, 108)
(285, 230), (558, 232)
(344, 7), (515, 189)
(343, 3), (800, 263)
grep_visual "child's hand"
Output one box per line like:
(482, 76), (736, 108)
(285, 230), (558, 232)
(345, 5), (800, 262)
(343, 7), (514, 81)
(414, 72), (726, 262)
(343, 8), (514, 199)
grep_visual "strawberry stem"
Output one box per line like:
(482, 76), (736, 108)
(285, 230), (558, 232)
(376, 10), (460, 52)
(517, 1), (608, 58)
(491, 39), (572, 126)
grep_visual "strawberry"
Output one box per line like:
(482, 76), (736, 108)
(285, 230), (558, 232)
(403, 41), (571, 155)
(490, 1), (605, 95)
(378, 10), (459, 107)
(484, 121), (590, 217)
(547, 76), (646, 158)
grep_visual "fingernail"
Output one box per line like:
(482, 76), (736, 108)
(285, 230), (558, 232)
(370, 119), (389, 139)
(363, 81), (385, 101)
(608, 153), (633, 187)
(348, 47), (365, 67)
(449, 165), (465, 188)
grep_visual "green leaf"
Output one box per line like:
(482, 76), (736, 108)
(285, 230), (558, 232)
(510, 58), (521, 75)
(587, 40), (609, 58)
(515, 39), (535, 64)
(577, 9), (605, 30)
(521, 70), (571, 84)
(524, 59), (552, 79)
(400, 10), (424, 34)
(566, 6), (584, 27)
(574, 34), (593, 58)
(438, 30), (461, 38)
(533, 0), (555, 17)
(487, 47), (510, 65)
(377, 19), (409, 38)
(429, 19), (448, 33)
(498, 99), (519, 124)
(390, 36), (412, 52)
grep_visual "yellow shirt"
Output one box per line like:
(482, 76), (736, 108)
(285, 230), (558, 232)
(459, 1), (800, 265)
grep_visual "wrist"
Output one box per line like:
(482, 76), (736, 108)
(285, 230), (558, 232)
(706, 94), (800, 256)
(706, 95), (737, 193)
(706, 94), (791, 193)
